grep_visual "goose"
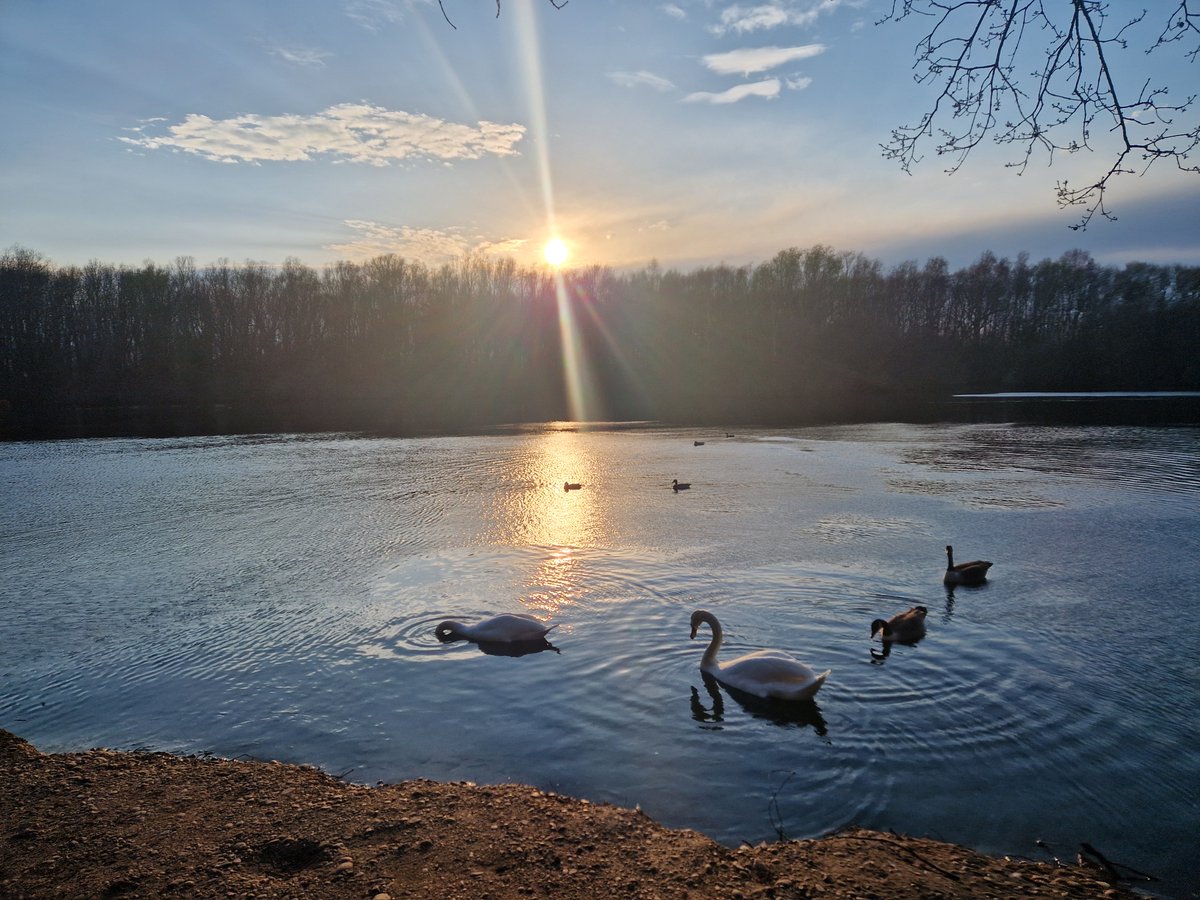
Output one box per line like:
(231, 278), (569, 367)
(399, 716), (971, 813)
(694, 440), (705, 446)
(672, 479), (691, 492)
(689, 609), (829, 701)
(563, 481), (583, 491)
(944, 545), (992, 585)
(436, 614), (558, 644)
(871, 605), (928, 643)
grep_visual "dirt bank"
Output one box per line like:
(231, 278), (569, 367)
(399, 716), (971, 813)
(0, 729), (1140, 898)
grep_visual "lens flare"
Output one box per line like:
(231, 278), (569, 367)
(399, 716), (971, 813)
(544, 238), (569, 267)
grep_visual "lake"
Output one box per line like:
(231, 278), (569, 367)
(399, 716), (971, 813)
(2, 421), (1197, 896)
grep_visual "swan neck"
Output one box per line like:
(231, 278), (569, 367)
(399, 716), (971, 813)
(698, 612), (722, 668)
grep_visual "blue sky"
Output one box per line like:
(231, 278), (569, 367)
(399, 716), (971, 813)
(2, 0), (1197, 273)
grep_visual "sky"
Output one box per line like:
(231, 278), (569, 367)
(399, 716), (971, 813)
(2, 0), (1198, 274)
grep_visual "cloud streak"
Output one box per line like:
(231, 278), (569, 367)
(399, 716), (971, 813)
(266, 45), (332, 67)
(120, 103), (525, 166)
(608, 70), (677, 92)
(703, 44), (826, 76)
(684, 78), (781, 104)
(325, 219), (525, 264)
(342, 0), (411, 31)
(711, 1), (861, 35)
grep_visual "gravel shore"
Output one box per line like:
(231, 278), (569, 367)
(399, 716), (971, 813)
(1, 729), (1142, 898)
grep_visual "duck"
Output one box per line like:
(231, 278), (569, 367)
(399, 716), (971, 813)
(436, 614), (558, 644)
(672, 479), (691, 492)
(871, 605), (928, 642)
(689, 609), (829, 701)
(694, 440), (705, 446)
(563, 481), (583, 491)
(944, 545), (992, 585)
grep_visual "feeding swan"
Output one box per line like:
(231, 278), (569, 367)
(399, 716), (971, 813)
(944, 545), (992, 585)
(689, 609), (829, 701)
(436, 614), (557, 644)
(871, 605), (928, 642)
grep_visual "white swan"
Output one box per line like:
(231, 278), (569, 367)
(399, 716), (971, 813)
(689, 609), (829, 701)
(871, 605), (928, 642)
(436, 614), (557, 644)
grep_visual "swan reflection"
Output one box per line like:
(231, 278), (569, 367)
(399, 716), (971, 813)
(472, 637), (560, 657)
(691, 672), (828, 733)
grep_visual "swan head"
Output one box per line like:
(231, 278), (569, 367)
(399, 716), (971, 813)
(690, 609), (717, 640)
(435, 621), (465, 642)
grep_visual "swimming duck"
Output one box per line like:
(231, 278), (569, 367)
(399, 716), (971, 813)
(563, 482), (583, 491)
(690, 609), (829, 701)
(871, 605), (928, 642)
(944, 545), (992, 585)
(672, 479), (691, 491)
(436, 614), (558, 644)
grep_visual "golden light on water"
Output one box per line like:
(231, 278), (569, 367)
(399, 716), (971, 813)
(488, 430), (608, 621)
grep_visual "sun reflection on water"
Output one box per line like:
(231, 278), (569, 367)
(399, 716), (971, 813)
(484, 429), (615, 619)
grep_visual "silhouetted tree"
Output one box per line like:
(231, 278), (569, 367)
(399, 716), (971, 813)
(2, 244), (1198, 439)
(882, 1), (1199, 227)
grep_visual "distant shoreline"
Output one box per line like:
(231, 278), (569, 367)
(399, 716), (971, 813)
(4, 392), (1200, 441)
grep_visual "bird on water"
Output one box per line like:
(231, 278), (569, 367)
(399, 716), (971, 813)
(871, 605), (928, 643)
(943, 545), (992, 585)
(689, 609), (829, 701)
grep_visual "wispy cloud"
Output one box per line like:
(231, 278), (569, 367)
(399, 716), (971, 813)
(120, 103), (525, 166)
(608, 70), (677, 92)
(711, 1), (860, 36)
(342, 0), (415, 31)
(683, 78), (781, 104)
(702, 44), (825, 76)
(661, 3), (687, 20)
(785, 74), (813, 90)
(266, 45), (332, 67)
(325, 220), (524, 264)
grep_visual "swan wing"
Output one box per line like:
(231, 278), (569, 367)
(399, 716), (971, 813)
(713, 650), (829, 699)
(467, 614), (553, 643)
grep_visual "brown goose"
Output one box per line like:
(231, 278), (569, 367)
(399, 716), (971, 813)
(871, 605), (928, 642)
(944, 545), (992, 585)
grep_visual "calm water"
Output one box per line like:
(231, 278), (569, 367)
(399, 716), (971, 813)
(2, 423), (1198, 896)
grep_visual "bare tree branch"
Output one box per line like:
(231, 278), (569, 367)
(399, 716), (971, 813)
(881, 1), (1199, 229)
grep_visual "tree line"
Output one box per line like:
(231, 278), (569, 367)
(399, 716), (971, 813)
(1, 244), (1197, 438)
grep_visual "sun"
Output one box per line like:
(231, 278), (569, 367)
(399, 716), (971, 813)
(543, 237), (569, 268)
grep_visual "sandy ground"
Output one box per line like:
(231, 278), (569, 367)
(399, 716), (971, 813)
(1, 729), (1145, 899)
